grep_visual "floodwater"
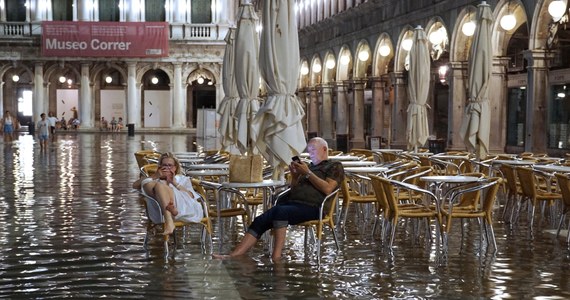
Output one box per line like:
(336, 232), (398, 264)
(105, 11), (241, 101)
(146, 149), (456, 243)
(1, 132), (570, 299)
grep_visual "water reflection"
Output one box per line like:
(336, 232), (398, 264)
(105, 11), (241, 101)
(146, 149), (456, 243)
(0, 132), (569, 298)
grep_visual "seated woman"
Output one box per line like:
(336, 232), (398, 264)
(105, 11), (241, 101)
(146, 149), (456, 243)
(133, 152), (204, 235)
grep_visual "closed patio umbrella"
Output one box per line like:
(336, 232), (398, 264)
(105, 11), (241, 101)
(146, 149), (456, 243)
(406, 26), (431, 153)
(252, 0), (306, 180)
(460, 1), (493, 159)
(234, 3), (260, 155)
(217, 28), (239, 152)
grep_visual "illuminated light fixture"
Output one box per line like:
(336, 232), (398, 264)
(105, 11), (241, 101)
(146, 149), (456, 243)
(312, 63), (322, 73)
(500, 14), (517, 31)
(207, 81), (213, 85)
(197, 77), (204, 84)
(340, 54), (350, 65)
(462, 21), (476, 36)
(402, 38), (413, 51)
(520, 86), (526, 90)
(429, 28), (444, 45)
(325, 58), (335, 69)
(549, 0), (566, 21)
(438, 65), (449, 84)
(105, 76), (112, 83)
(59, 76), (66, 83)
(12, 75), (19, 82)
(67, 79), (72, 85)
(300, 65), (309, 75)
(558, 92), (566, 98)
(358, 50), (370, 61)
(379, 45), (391, 57)
(151, 77), (159, 84)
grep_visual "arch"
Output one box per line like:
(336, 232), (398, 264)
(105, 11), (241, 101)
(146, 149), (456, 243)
(90, 62), (127, 84)
(529, 0), (556, 50)
(185, 63), (220, 86)
(426, 16), (450, 61)
(137, 63), (172, 84)
(0, 63), (34, 84)
(44, 62), (81, 84)
(299, 59), (310, 88)
(493, 0), (529, 56)
(322, 50), (337, 84)
(309, 54), (323, 86)
(394, 26), (414, 73)
(450, 5), (477, 62)
(354, 39), (372, 79)
(372, 32), (394, 77)
(336, 45), (353, 81)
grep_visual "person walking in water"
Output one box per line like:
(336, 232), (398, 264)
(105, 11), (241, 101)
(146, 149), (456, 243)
(37, 113), (50, 151)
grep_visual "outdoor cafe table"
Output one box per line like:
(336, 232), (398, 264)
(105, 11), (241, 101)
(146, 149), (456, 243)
(186, 163), (229, 170)
(217, 180), (286, 249)
(420, 175), (484, 251)
(344, 166), (389, 174)
(186, 169), (229, 181)
(533, 164), (570, 174)
(341, 161), (377, 167)
(372, 149), (404, 153)
(328, 155), (362, 161)
(420, 175), (483, 211)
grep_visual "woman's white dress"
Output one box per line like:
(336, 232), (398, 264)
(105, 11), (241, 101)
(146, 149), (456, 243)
(141, 175), (204, 223)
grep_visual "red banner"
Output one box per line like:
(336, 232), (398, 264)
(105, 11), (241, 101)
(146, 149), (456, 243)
(42, 21), (169, 58)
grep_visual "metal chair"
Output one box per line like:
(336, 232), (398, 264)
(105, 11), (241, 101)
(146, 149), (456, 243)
(554, 173), (570, 244)
(275, 188), (341, 263)
(141, 191), (213, 259)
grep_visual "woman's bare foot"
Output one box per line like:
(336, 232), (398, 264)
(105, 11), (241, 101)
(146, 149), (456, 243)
(163, 220), (175, 235)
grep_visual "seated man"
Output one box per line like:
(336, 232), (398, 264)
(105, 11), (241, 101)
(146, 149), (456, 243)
(213, 137), (344, 260)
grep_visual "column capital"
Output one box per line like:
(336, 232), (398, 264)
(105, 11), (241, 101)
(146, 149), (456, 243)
(523, 49), (555, 69)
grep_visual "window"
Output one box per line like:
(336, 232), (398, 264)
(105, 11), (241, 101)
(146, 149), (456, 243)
(548, 84), (570, 149)
(6, 0), (26, 21)
(99, 0), (121, 21)
(52, 0), (73, 21)
(191, 0), (211, 23)
(145, 0), (165, 21)
(506, 87), (526, 147)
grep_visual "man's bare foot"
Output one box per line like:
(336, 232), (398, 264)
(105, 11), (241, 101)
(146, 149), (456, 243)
(163, 222), (175, 235)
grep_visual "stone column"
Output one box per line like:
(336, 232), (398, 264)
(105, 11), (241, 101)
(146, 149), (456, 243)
(390, 72), (407, 149)
(489, 57), (510, 154)
(0, 82), (4, 118)
(320, 83), (334, 143)
(78, 0), (91, 21)
(79, 63), (93, 128)
(33, 63), (44, 123)
(127, 0), (139, 21)
(370, 76), (385, 139)
(447, 61), (468, 151)
(524, 50), (551, 153)
(127, 62), (140, 127)
(350, 79), (366, 149)
(336, 81), (349, 152)
(172, 62), (185, 128)
(307, 87), (320, 139)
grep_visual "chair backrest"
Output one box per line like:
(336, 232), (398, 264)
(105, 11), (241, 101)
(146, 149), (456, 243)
(322, 188), (341, 218)
(456, 172), (486, 207)
(142, 195), (165, 224)
(516, 166), (537, 198)
(369, 174), (390, 216)
(555, 173), (570, 207)
(445, 177), (502, 214)
(135, 150), (157, 168)
(140, 163), (158, 177)
(499, 164), (519, 194)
